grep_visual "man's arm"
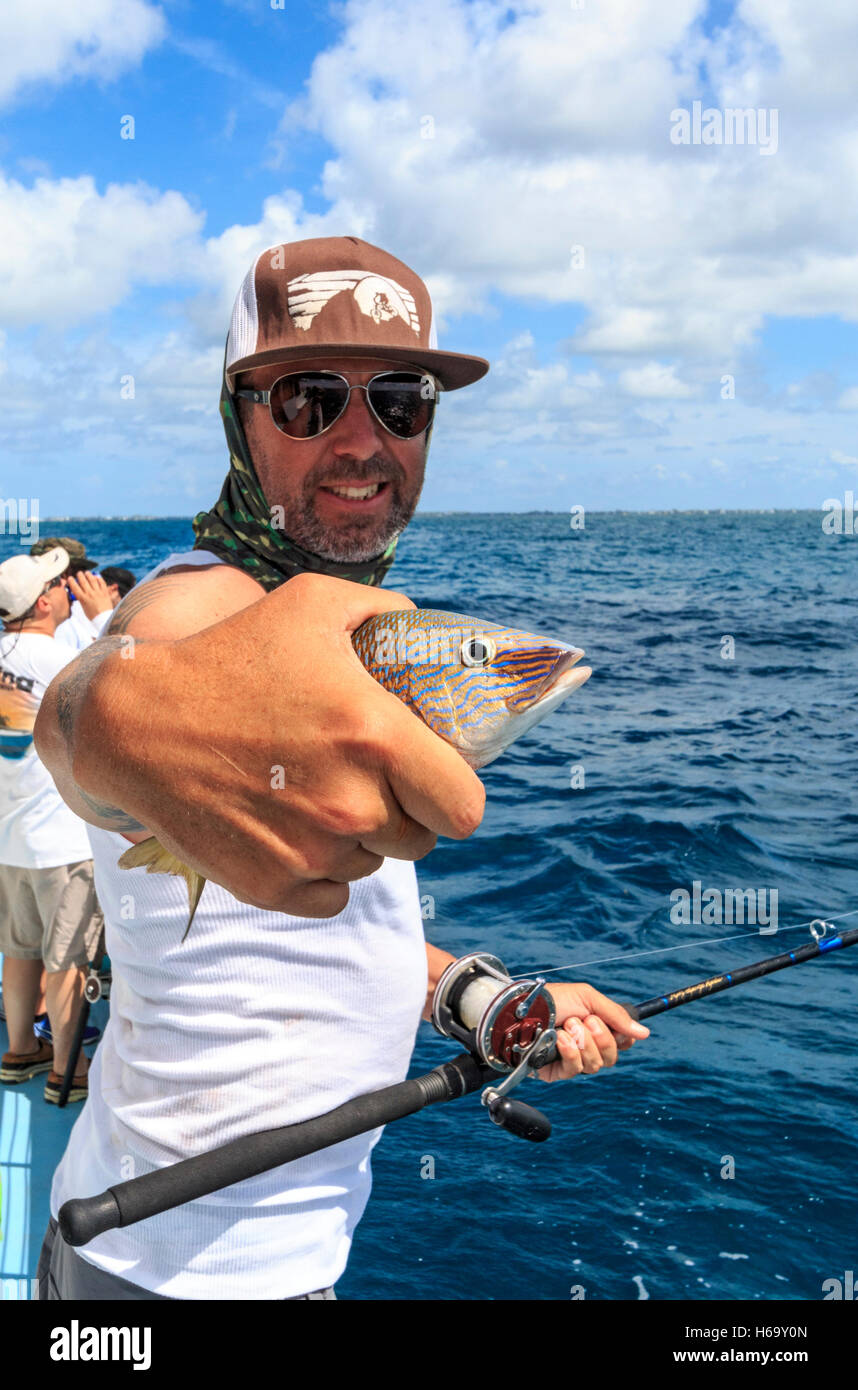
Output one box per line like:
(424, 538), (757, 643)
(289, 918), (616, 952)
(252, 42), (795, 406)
(46, 634), (149, 831)
(423, 943), (456, 1021)
(36, 565), (266, 832)
(35, 566), (486, 918)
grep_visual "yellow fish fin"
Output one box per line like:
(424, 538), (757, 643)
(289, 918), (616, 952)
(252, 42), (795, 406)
(117, 836), (207, 940)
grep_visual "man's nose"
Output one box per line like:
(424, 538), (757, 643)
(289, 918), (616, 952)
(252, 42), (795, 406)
(328, 384), (386, 455)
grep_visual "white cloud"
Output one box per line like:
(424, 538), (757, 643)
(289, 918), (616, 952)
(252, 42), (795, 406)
(837, 388), (858, 410)
(830, 449), (858, 464)
(0, 173), (204, 326)
(0, 0), (165, 107)
(618, 363), (694, 399)
(267, 0), (858, 365)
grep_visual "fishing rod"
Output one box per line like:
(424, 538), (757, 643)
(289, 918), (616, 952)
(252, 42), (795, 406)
(58, 920), (858, 1249)
(626, 919), (858, 1021)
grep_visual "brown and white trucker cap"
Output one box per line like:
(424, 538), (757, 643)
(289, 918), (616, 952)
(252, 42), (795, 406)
(225, 236), (489, 392)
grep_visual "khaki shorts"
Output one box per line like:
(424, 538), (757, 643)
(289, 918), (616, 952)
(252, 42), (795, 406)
(0, 860), (103, 972)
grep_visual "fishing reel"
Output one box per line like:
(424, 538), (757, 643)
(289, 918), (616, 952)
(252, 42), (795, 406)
(432, 953), (559, 1142)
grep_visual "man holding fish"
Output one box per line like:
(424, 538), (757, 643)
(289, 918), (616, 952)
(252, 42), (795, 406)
(33, 237), (648, 1301)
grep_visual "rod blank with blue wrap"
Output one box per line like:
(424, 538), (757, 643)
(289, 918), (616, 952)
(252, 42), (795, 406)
(626, 925), (858, 1022)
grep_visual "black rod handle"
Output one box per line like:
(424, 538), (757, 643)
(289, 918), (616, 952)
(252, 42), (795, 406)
(59, 1053), (488, 1247)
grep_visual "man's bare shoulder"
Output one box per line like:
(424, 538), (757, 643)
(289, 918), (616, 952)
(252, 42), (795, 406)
(107, 561), (266, 640)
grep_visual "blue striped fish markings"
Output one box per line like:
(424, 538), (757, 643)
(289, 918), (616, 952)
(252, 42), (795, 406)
(351, 609), (590, 769)
(118, 608), (591, 933)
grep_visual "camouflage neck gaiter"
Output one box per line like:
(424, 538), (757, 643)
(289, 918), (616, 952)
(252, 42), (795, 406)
(191, 371), (399, 591)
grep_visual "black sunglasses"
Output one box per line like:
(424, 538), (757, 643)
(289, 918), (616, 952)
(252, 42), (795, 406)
(235, 370), (437, 440)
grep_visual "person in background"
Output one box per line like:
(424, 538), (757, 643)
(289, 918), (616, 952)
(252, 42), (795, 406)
(98, 567), (137, 606)
(0, 547), (104, 1103)
(29, 538), (114, 650)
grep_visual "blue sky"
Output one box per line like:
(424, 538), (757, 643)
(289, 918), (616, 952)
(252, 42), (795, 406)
(2, 0), (858, 516)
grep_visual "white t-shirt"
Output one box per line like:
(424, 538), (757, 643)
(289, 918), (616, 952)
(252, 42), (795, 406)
(50, 550), (429, 1299)
(55, 602), (113, 650)
(0, 630), (93, 867)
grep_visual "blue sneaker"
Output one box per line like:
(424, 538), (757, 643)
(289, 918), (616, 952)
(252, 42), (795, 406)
(33, 1016), (101, 1048)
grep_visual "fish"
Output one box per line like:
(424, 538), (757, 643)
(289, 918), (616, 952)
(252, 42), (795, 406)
(118, 608), (591, 936)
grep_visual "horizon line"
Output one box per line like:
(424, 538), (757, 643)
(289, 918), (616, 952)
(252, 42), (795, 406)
(31, 506), (828, 522)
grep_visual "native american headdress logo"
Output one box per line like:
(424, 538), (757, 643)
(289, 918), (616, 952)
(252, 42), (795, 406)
(287, 270), (421, 335)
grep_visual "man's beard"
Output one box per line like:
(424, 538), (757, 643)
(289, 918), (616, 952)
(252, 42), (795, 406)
(270, 453), (425, 563)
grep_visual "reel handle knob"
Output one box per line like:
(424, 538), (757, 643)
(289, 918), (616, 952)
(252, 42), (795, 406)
(486, 1094), (551, 1143)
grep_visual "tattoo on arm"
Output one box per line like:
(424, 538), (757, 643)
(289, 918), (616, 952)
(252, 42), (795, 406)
(76, 788), (146, 832)
(107, 575), (198, 635)
(56, 636), (127, 743)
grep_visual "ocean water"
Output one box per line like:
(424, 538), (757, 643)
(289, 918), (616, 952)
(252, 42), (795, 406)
(3, 511), (856, 1300)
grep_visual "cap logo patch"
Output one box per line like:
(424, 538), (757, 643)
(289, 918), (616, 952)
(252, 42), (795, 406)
(286, 270), (420, 335)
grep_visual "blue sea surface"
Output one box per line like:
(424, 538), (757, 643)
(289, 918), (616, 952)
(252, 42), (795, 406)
(1, 511), (855, 1300)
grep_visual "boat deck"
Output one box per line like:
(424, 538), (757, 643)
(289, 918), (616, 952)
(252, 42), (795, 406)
(0, 963), (107, 1292)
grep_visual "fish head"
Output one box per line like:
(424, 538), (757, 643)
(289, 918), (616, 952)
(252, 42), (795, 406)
(352, 609), (591, 768)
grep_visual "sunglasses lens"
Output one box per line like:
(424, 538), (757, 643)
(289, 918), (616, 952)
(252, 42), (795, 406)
(367, 374), (434, 438)
(269, 374), (350, 438)
(267, 371), (435, 439)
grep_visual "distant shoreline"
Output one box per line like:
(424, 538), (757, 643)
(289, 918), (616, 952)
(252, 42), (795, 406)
(36, 508), (823, 521)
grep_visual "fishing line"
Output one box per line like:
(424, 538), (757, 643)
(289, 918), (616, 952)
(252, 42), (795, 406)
(520, 905), (858, 977)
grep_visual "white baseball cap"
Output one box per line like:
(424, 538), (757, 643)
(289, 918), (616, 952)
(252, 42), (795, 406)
(0, 546), (70, 621)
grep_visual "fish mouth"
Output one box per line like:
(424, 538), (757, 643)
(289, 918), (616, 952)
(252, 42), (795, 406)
(464, 646), (592, 769)
(521, 648), (591, 714)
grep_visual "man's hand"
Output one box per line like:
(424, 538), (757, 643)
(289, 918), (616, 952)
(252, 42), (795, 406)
(61, 572), (485, 918)
(68, 571), (114, 620)
(537, 982), (650, 1082)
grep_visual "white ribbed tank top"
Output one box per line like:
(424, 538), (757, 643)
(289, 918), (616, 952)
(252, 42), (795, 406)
(50, 551), (428, 1299)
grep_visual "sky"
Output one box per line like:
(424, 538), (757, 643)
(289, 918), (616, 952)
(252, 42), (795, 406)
(1, 0), (858, 516)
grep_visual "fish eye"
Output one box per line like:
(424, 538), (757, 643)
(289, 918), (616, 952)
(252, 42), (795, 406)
(460, 635), (496, 667)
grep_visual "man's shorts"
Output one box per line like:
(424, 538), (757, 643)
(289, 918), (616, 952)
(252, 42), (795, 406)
(36, 1218), (337, 1300)
(0, 860), (103, 972)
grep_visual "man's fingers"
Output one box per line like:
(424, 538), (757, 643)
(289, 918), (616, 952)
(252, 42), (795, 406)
(562, 1016), (603, 1073)
(583, 1014), (618, 1067)
(574, 985), (650, 1040)
(384, 701), (485, 840)
(268, 879), (351, 919)
(283, 572), (416, 635)
(342, 583), (416, 630)
(358, 800), (438, 862)
(537, 1028), (583, 1081)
